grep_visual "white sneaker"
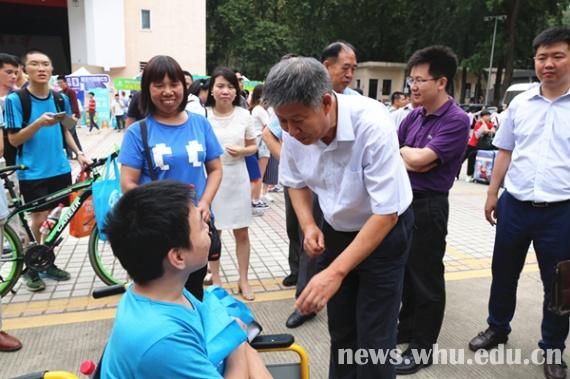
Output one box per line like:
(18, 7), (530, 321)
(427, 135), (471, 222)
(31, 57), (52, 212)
(262, 193), (274, 202)
(252, 207), (265, 217)
(465, 176), (473, 182)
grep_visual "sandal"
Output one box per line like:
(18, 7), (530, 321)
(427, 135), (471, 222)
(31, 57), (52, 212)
(238, 284), (255, 301)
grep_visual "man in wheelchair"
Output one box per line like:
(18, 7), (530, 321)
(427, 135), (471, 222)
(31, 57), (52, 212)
(100, 180), (271, 378)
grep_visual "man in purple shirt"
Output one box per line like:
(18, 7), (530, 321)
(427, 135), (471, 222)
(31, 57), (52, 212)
(396, 45), (469, 375)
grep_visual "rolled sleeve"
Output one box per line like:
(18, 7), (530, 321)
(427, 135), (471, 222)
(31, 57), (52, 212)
(364, 127), (408, 215)
(492, 107), (515, 151)
(278, 133), (306, 188)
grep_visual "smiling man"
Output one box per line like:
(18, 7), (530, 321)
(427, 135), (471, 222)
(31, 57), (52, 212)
(468, 26), (570, 379)
(264, 57), (413, 379)
(396, 45), (469, 375)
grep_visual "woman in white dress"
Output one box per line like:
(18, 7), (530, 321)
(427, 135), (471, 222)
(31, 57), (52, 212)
(206, 67), (258, 300)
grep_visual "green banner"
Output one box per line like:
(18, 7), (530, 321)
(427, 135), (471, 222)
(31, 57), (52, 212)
(113, 78), (141, 91)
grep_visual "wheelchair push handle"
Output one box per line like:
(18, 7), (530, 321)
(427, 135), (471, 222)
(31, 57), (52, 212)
(92, 284), (126, 299)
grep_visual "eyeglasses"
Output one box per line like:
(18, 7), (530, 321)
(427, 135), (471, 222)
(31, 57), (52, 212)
(188, 185), (197, 206)
(406, 77), (439, 86)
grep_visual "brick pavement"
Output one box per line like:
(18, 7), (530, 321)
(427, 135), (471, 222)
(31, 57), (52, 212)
(2, 126), (538, 323)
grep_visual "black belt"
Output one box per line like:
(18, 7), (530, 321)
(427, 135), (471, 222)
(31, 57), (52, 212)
(524, 199), (570, 208)
(413, 191), (449, 199)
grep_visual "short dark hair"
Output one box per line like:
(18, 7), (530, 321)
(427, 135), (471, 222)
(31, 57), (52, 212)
(104, 181), (194, 284)
(391, 91), (405, 104)
(321, 41), (357, 63)
(0, 53), (19, 69)
(406, 45), (457, 93)
(140, 55), (189, 115)
(480, 110), (491, 117)
(88, 91), (95, 96)
(205, 66), (241, 107)
(188, 78), (208, 97)
(22, 48), (51, 64)
(56, 75), (66, 81)
(532, 26), (570, 53)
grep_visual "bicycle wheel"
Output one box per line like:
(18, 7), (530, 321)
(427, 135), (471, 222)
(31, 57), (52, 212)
(0, 224), (24, 297)
(87, 227), (128, 285)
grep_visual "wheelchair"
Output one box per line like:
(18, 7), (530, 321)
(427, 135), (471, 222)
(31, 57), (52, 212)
(10, 285), (310, 379)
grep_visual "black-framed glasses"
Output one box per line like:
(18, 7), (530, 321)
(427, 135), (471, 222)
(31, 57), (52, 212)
(188, 185), (198, 206)
(406, 77), (439, 86)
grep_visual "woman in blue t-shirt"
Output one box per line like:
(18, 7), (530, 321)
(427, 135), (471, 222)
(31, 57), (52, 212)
(118, 55), (223, 300)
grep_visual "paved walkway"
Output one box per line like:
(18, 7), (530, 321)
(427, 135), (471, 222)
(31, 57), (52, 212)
(1, 125), (560, 378)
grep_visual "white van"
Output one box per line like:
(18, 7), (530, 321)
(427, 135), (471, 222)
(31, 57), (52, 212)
(502, 82), (539, 107)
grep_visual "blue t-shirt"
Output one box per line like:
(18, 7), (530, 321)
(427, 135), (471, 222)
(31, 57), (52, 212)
(119, 113), (223, 200)
(101, 287), (223, 379)
(4, 91), (72, 180)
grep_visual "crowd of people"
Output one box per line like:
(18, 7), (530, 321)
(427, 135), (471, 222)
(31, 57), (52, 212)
(1, 24), (569, 379)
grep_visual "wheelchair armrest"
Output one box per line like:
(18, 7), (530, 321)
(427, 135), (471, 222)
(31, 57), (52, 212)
(250, 334), (294, 349)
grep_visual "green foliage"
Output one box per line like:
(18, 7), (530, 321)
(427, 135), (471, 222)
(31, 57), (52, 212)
(206, 0), (570, 89)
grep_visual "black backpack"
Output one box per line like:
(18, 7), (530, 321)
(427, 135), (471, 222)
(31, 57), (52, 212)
(3, 88), (66, 166)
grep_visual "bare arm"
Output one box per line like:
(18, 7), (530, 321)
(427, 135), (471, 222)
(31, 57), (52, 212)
(288, 187), (324, 255)
(8, 113), (59, 147)
(223, 343), (249, 379)
(120, 165), (141, 193)
(484, 149), (512, 225)
(0, 128), (4, 158)
(198, 158), (223, 221)
(262, 127), (282, 160)
(296, 212), (399, 315)
(400, 146), (439, 172)
(225, 138), (257, 157)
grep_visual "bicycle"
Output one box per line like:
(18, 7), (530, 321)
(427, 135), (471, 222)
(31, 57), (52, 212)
(0, 151), (126, 297)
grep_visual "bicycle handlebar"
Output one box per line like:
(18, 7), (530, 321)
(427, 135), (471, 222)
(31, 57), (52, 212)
(87, 151), (119, 171)
(92, 284), (126, 299)
(0, 164), (27, 176)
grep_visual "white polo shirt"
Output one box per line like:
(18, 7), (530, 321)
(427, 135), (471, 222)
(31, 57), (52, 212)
(279, 94), (413, 232)
(493, 86), (570, 202)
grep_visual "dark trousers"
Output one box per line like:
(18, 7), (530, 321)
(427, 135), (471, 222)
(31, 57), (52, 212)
(463, 145), (478, 177)
(115, 115), (125, 130)
(88, 112), (99, 131)
(284, 187), (324, 296)
(65, 126), (83, 158)
(487, 191), (570, 352)
(399, 193), (449, 349)
(284, 188), (302, 279)
(324, 208), (414, 379)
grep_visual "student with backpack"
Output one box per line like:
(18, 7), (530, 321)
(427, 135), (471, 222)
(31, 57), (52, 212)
(4, 49), (91, 292)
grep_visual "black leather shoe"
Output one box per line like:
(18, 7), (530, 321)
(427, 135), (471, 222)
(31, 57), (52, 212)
(282, 274), (298, 287)
(544, 358), (567, 379)
(468, 328), (508, 351)
(285, 310), (315, 328)
(395, 346), (433, 375)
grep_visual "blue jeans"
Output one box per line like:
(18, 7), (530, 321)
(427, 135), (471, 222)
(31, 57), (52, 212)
(487, 191), (570, 351)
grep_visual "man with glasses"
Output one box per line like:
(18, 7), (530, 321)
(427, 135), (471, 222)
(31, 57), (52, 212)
(469, 26), (570, 379)
(4, 49), (91, 291)
(396, 45), (469, 375)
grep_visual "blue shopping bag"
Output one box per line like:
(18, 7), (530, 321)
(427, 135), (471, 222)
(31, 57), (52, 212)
(199, 286), (253, 368)
(92, 156), (121, 241)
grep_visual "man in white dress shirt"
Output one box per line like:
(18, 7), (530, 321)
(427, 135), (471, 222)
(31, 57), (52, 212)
(468, 26), (570, 379)
(264, 57), (414, 379)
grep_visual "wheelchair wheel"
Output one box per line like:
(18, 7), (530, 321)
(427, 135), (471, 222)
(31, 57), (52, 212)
(87, 227), (128, 286)
(0, 224), (24, 297)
